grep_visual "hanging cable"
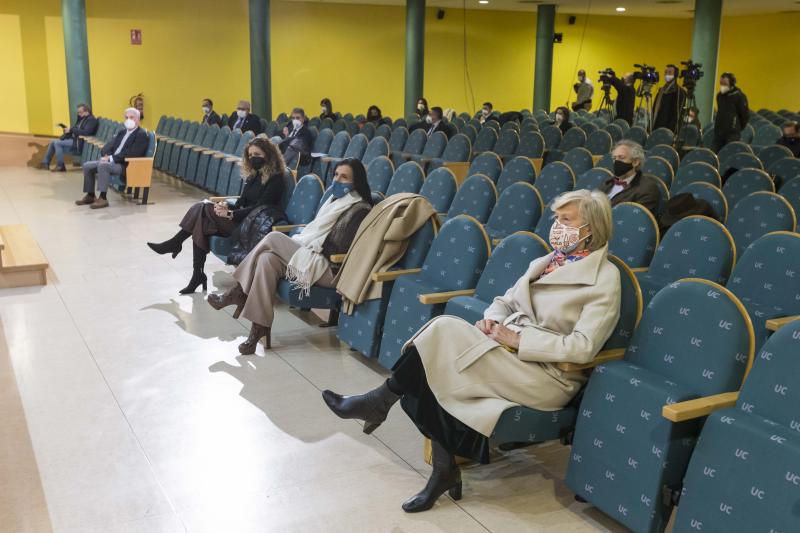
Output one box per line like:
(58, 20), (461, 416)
(566, 0), (594, 107)
(463, 0), (476, 113)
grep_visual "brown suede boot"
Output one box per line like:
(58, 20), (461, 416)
(238, 323), (271, 354)
(207, 284), (247, 318)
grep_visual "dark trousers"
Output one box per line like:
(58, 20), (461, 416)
(83, 160), (123, 194)
(391, 347), (491, 464)
(179, 202), (236, 251)
(711, 131), (741, 154)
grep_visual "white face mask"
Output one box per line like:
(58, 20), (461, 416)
(236, 109), (247, 118)
(549, 220), (590, 254)
(425, 115), (433, 124)
(720, 85), (730, 94)
(555, 113), (564, 123)
(685, 116), (692, 123)
(664, 74), (674, 82)
(292, 119), (302, 129)
(417, 103), (425, 111)
(124, 118), (136, 130)
(321, 107), (327, 114)
(202, 106), (210, 114)
(481, 109), (490, 117)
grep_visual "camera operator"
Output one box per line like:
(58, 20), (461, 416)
(652, 64), (686, 133)
(778, 121), (800, 157)
(572, 70), (593, 111)
(608, 72), (636, 126)
(712, 73), (749, 153)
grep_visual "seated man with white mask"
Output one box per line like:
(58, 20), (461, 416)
(276, 107), (312, 169)
(75, 108), (148, 209)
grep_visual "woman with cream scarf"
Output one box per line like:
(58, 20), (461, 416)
(208, 158), (373, 354)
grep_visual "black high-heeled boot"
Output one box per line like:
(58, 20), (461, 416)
(179, 244), (208, 294)
(147, 229), (190, 258)
(402, 439), (462, 513)
(322, 381), (401, 434)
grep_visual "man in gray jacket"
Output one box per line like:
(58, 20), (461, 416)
(572, 70), (594, 111)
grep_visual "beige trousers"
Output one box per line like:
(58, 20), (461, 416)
(232, 232), (335, 327)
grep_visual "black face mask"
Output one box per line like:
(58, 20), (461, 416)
(613, 160), (634, 177)
(783, 135), (799, 144)
(249, 156), (266, 171)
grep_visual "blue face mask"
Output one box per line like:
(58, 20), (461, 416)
(330, 181), (352, 199)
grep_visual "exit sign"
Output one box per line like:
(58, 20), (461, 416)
(130, 29), (142, 45)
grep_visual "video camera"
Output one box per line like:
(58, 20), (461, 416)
(632, 64), (660, 85)
(598, 68), (615, 83)
(680, 59), (704, 83)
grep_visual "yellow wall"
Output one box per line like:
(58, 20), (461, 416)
(0, 1), (797, 135)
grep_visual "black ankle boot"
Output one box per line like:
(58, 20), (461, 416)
(147, 229), (190, 258)
(402, 440), (462, 513)
(179, 245), (208, 294)
(322, 381), (401, 434)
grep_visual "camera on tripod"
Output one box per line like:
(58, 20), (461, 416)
(679, 59), (704, 90)
(598, 68), (615, 90)
(632, 64), (659, 85)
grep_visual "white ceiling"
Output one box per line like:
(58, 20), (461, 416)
(293, 0), (800, 18)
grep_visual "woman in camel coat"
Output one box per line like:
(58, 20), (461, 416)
(323, 189), (621, 513)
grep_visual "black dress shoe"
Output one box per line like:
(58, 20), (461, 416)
(322, 382), (400, 434)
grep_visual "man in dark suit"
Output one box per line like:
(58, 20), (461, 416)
(201, 98), (222, 127)
(76, 108), (149, 209)
(276, 107), (313, 169)
(424, 107), (455, 139)
(653, 64), (686, 133)
(41, 103), (99, 171)
(227, 99), (262, 134)
(599, 140), (661, 215)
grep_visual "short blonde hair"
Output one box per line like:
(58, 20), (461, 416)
(551, 189), (613, 251)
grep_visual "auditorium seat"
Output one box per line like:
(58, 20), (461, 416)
(726, 191), (797, 257)
(182, 125), (219, 183)
(534, 161), (575, 205)
(756, 144), (793, 170)
(484, 183), (543, 244)
(644, 128), (674, 149)
(603, 123), (623, 143)
(387, 126), (409, 159)
(318, 130), (352, 183)
(670, 162), (722, 194)
(492, 253), (642, 446)
(575, 167), (612, 191)
(442, 175), (497, 223)
(169, 122), (202, 176)
(385, 161), (424, 196)
(642, 155), (674, 187)
(511, 130), (545, 161)
(467, 152), (503, 183)
(634, 215), (735, 306)
(648, 143), (680, 173)
(300, 128), (334, 177)
(722, 168), (775, 209)
(493, 129), (519, 160)
(681, 147), (719, 169)
(154, 118), (183, 170)
(623, 125), (648, 146)
(460, 124), (477, 144)
(471, 127), (498, 157)
(751, 122), (782, 147)
(161, 120), (192, 174)
(585, 129), (613, 156)
(677, 182), (728, 222)
(778, 177), (800, 219)
(562, 147), (594, 177)
(558, 128), (586, 152)
(360, 122), (375, 140)
(336, 219), (436, 358)
(376, 215), (490, 369)
(375, 123), (392, 140)
(496, 156), (536, 192)
(670, 320), (800, 533)
(418, 167), (457, 214)
(540, 125), (562, 151)
(566, 279), (754, 533)
(214, 131), (254, 196)
(766, 157), (800, 189)
(366, 156), (394, 194)
(717, 141), (753, 165)
(393, 128), (426, 167)
(719, 151), (764, 178)
(360, 136), (389, 167)
(609, 202), (659, 269)
(204, 129), (241, 193)
(410, 131), (447, 166)
(429, 133), (471, 170)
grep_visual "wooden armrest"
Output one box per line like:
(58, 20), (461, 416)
(124, 157), (154, 162)
(556, 348), (626, 372)
(418, 289), (475, 305)
(78, 135), (91, 141)
(492, 238), (502, 246)
(273, 224), (306, 232)
(192, 146), (207, 152)
(631, 267), (649, 273)
(173, 141), (189, 147)
(330, 254), (346, 264)
(766, 315), (800, 332)
(224, 156), (242, 162)
(212, 153), (227, 159)
(207, 196), (240, 203)
(371, 268), (422, 282)
(321, 157), (334, 163)
(662, 391), (739, 422)
(201, 150), (217, 154)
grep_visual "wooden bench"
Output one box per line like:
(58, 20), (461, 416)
(0, 225), (49, 288)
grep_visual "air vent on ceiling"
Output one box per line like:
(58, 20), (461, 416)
(518, 0), (543, 4)
(655, 0), (683, 4)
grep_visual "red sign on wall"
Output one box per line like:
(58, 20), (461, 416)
(130, 29), (142, 45)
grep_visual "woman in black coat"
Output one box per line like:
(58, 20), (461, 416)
(147, 137), (286, 294)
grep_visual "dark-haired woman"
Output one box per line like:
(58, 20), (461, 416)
(320, 98), (336, 121)
(207, 158), (373, 354)
(365, 105), (390, 126)
(552, 106), (574, 135)
(415, 98), (429, 120)
(147, 137), (286, 294)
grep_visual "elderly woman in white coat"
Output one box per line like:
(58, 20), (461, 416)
(323, 189), (621, 513)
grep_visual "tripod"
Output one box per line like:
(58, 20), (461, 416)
(635, 81), (655, 132)
(674, 87), (698, 151)
(598, 85), (615, 118)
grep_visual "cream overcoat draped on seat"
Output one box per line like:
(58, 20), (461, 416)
(402, 245), (621, 436)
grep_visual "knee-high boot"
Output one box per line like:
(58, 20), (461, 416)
(147, 229), (190, 258)
(179, 244), (208, 294)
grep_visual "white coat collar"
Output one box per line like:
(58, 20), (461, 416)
(530, 245), (609, 286)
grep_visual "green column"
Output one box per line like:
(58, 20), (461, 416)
(404, 0), (425, 119)
(249, 0), (272, 120)
(61, 0), (92, 113)
(533, 4), (556, 113)
(691, 0), (723, 127)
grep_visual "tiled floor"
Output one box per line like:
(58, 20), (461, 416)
(0, 139), (629, 532)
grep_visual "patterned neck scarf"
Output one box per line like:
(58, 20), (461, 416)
(541, 249), (591, 277)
